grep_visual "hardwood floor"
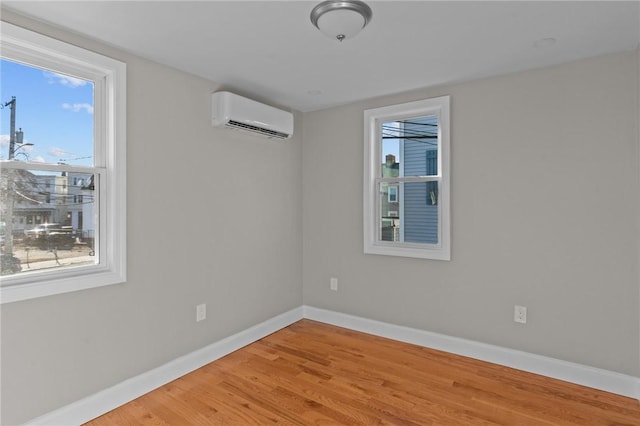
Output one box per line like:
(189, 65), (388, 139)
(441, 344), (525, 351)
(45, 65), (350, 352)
(85, 319), (640, 425)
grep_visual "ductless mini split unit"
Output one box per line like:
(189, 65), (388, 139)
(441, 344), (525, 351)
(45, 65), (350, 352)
(211, 91), (294, 139)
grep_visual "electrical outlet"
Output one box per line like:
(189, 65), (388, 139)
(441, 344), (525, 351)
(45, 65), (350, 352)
(330, 277), (338, 291)
(514, 305), (527, 324)
(196, 304), (206, 322)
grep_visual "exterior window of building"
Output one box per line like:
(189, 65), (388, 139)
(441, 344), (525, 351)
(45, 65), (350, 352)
(364, 96), (450, 260)
(0, 23), (126, 303)
(388, 185), (398, 203)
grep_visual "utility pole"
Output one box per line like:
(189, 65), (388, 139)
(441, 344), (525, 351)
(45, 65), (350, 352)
(6, 96), (16, 159)
(3, 97), (17, 255)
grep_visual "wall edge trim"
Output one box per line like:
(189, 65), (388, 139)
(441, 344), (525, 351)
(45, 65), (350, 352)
(302, 305), (640, 401)
(25, 305), (639, 425)
(25, 307), (304, 426)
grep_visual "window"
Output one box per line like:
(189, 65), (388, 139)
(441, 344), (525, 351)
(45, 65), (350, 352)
(364, 96), (450, 260)
(1, 23), (126, 303)
(388, 185), (398, 203)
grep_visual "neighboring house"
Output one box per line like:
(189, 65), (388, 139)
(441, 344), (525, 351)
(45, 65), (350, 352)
(7, 171), (55, 233)
(381, 154), (400, 241)
(6, 171), (93, 237)
(402, 116), (439, 244)
(67, 172), (93, 237)
(80, 174), (95, 241)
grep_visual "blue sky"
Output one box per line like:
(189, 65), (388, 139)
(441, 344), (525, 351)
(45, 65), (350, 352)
(0, 58), (93, 166)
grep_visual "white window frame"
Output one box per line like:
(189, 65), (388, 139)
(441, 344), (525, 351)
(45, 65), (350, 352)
(363, 96), (450, 260)
(0, 22), (126, 303)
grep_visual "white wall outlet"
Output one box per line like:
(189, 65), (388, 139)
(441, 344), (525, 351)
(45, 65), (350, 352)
(514, 305), (527, 324)
(196, 304), (206, 322)
(330, 277), (338, 291)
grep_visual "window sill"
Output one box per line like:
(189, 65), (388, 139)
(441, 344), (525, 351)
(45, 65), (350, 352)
(364, 242), (451, 261)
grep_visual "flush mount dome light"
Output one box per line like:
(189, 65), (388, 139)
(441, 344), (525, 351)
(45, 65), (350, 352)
(310, 0), (372, 42)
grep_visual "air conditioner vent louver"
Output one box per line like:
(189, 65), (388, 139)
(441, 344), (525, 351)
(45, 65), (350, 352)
(226, 120), (290, 139)
(212, 91), (294, 139)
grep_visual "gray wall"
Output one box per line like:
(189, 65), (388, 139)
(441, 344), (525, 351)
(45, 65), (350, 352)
(0, 12), (303, 426)
(303, 51), (640, 377)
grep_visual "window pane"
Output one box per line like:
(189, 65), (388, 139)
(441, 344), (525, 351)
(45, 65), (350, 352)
(1, 59), (94, 166)
(378, 181), (439, 245)
(382, 115), (438, 177)
(1, 58), (97, 277)
(404, 182), (438, 244)
(1, 168), (96, 277)
(381, 132), (400, 178)
(379, 182), (400, 242)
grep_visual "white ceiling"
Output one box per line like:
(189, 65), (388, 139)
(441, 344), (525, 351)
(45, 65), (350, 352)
(3, 1), (639, 112)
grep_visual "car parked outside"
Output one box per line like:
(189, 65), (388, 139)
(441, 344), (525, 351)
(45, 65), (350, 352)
(24, 223), (61, 237)
(24, 223), (75, 250)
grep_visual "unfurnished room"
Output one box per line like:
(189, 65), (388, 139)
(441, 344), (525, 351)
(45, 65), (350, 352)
(1, 1), (639, 425)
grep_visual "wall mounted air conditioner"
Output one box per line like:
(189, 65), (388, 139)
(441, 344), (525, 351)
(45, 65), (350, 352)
(211, 91), (294, 139)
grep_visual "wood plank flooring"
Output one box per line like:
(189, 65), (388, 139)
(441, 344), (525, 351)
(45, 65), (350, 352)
(85, 319), (640, 425)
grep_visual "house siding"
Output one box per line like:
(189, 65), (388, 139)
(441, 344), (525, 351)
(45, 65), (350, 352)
(403, 116), (438, 243)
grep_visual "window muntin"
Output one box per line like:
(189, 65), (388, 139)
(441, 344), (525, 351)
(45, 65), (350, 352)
(364, 96), (450, 260)
(0, 22), (126, 303)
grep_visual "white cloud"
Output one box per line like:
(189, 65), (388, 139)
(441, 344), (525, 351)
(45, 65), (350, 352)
(48, 147), (73, 158)
(44, 71), (88, 88)
(62, 102), (94, 115)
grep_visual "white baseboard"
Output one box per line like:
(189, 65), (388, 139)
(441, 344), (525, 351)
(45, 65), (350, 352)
(26, 305), (640, 425)
(26, 307), (304, 426)
(303, 305), (640, 400)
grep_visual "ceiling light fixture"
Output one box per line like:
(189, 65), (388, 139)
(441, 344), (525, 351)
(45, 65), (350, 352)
(310, 0), (372, 42)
